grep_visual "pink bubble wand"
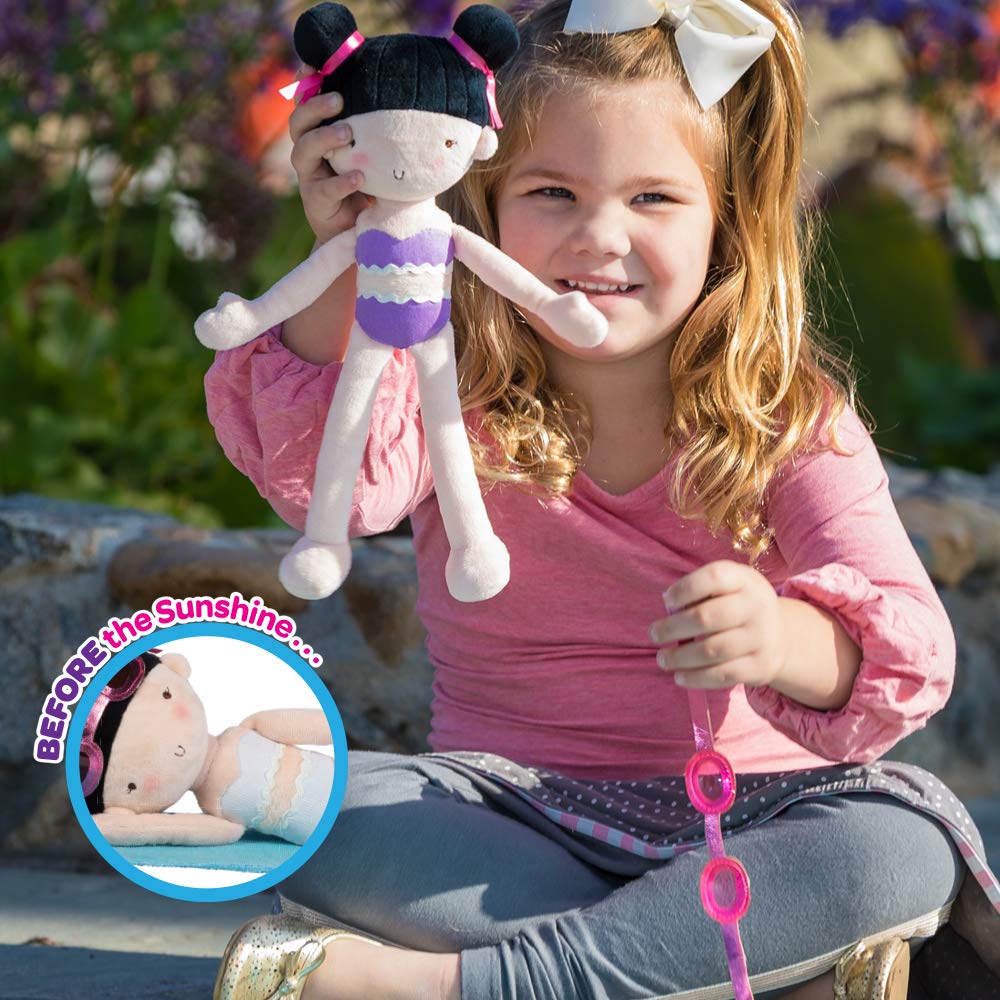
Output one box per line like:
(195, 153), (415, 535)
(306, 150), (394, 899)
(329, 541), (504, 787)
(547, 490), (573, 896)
(684, 682), (754, 999)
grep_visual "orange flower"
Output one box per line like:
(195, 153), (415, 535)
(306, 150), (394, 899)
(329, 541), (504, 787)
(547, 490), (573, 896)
(234, 48), (298, 163)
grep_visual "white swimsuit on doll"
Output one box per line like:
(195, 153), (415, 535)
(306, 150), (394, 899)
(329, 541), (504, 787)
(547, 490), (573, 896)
(217, 729), (332, 845)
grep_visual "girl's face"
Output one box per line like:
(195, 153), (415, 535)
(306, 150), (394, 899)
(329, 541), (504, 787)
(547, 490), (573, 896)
(496, 79), (717, 366)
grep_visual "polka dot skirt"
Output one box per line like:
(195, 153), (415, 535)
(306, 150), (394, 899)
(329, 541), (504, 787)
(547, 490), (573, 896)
(426, 752), (1000, 921)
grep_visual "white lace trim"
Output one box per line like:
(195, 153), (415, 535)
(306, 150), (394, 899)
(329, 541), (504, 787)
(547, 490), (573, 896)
(357, 290), (452, 305)
(277, 756), (309, 840)
(251, 746), (282, 829)
(358, 262), (450, 276)
(356, 266), (452, 304)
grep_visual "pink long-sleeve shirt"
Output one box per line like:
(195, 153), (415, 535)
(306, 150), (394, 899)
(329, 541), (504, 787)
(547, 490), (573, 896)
(205, 327), (955, 780)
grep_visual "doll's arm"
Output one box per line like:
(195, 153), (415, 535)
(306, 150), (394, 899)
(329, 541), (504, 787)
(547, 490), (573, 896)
(452, 224), (607, 349)
(93, 807), (246, 846)
(195, 229), (359, 351)
(242, 709), (332, 746)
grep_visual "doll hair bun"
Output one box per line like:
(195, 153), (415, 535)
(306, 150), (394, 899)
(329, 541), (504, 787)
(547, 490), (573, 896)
(291, 2), (519, 128)
(292, 2), (358, 76)
(452, 5), (519, 74)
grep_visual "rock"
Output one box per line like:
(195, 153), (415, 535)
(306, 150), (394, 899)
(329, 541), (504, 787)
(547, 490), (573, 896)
(294, 536), (433, 755)
(0, 494), (171, 581)
(893, 585), (1000, 798)
(943, 497), (1000, 566)
(933, 466), (1000, 512)
(342, 536), (424, 667)
(0, 496), (172, 781)
(896, 493), (1000, 587)
(107, 525), (307, 614)
(2, 479), (999, 857)
(883, 459), (932, 501)
(897, 496), (978, 587)
(0, 496), (434, 857)
(2, 778), (92, 858)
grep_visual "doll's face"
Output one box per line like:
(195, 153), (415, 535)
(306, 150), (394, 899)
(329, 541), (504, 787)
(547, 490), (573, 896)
(326, 109), (496, 201)
(102, 657), (210, 813)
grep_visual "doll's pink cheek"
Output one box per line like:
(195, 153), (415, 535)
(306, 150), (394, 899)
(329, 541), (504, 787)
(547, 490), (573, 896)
(353, 152), (370, 169)
(173, 704), (189, 721)
(143, 776), (159, 795)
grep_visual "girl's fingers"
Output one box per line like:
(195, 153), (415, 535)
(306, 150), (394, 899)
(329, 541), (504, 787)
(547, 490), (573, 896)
(302, 170), (366, 212)
(670, 656), (760, 690)
(648, 592), (746, 645)
(291, 121), (353, 175)
(288, 90), (344, 144)
(663, 559), (746, 612)
(656, 627), (754, 672)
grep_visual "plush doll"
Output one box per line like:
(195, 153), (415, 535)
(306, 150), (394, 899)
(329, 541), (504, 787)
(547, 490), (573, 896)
(80, 651), (334, 847)
(194, 3), (608, 604)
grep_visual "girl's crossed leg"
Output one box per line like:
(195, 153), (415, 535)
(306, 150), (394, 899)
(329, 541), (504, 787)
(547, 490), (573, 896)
(279, 751), (964, 999)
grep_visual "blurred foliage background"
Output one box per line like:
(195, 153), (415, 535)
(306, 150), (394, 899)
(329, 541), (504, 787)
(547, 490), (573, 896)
(1, 0), (998, 529)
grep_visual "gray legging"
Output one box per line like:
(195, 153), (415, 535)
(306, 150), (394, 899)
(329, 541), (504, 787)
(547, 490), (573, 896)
(279, 751), (965, 999)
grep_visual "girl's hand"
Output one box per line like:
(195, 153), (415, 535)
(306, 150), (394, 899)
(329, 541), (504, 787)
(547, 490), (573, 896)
(288, 69), (374, 244)
(648, 560), (789, 690)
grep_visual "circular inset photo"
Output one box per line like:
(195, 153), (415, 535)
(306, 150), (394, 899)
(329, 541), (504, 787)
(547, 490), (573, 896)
(67, 625), (347, 901)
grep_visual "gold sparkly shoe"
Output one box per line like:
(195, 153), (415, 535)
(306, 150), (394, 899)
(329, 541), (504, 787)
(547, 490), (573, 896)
(212, 913), (384, 1000)
(834, 937), (910, 1000)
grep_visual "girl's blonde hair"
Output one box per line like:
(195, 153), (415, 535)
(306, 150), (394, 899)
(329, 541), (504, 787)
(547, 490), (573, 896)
(442, 0), (864, 566)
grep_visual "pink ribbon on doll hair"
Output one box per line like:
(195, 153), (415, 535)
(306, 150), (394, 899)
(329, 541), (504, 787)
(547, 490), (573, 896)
(447, 32), (503, 129)
(280, 30), (365, 105)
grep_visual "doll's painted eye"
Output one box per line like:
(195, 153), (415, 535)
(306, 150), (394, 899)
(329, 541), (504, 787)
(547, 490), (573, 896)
(127, 782), (137, 793)
(162, 688), (172, 699)
(445, 139), (456, 148)
(349, 139), (356, 147)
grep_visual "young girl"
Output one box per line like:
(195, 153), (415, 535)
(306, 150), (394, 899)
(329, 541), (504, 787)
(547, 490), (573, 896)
(205, 1), (1000, 998)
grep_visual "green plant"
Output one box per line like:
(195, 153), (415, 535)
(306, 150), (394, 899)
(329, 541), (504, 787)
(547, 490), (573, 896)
(0, 191), (312, 526)
(810, 180), (998, 470)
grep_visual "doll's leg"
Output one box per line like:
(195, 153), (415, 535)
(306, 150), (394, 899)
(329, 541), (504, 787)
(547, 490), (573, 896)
(279, 323), (395, 600)
(409, 325), (510, 602)
(195, 235), (355, 350)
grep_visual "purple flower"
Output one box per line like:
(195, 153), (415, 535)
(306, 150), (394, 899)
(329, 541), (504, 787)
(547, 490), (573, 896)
(794, 0), (998, 85)
(795, 0), (993, 35)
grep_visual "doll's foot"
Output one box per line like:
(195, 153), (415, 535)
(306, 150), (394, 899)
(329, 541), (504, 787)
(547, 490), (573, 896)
(445, 534), (510, 602)
(279, 538), (352, 601)
(195, 292), (263, 350)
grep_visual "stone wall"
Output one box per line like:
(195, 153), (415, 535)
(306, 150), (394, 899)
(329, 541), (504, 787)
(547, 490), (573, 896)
(2, 462), (999, 858)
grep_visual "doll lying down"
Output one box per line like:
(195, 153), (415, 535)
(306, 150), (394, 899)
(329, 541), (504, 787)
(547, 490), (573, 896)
(80, 651), (333, 847)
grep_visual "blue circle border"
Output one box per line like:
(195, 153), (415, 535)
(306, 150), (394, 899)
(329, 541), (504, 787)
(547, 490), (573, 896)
(65, 623), (347, 903)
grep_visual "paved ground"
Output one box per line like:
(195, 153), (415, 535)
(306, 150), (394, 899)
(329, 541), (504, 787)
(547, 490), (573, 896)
(2, 798), (998, 999)
(0, 865), (267, 999)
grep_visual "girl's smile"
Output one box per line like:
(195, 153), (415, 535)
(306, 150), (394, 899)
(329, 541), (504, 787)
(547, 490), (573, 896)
(496, 78), (716, 367)
(558, 279), (642, 298)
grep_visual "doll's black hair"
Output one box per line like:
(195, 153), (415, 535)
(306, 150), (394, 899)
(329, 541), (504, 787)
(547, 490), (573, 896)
(293, 2), (519, 127)
(83, 650), (162, 814)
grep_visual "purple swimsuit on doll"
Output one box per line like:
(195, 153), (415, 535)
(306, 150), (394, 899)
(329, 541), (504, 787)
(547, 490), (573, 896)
(355, 227), (456, 349)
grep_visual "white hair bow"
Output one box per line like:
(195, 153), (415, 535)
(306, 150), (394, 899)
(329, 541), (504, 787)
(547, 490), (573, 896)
(563, 0), (777, 110)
